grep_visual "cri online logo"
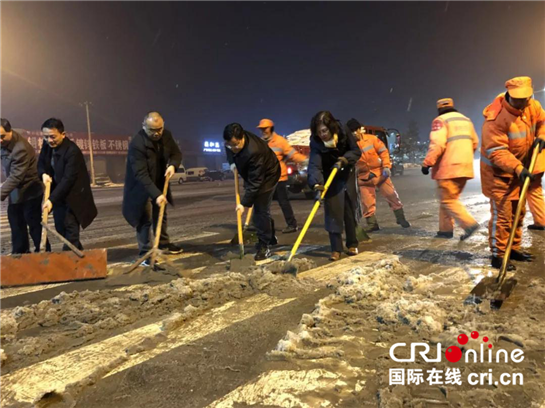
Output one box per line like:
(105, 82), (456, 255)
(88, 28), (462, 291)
(390, 331), (524, 364)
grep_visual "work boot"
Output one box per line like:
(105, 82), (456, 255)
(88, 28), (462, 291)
(159, 243), (184, 254)
(528, 224), (545, 230)
(460, 223), (479, 241)
(491, 256), (516, 271)
(365, 215), (380, 232)
(282, 225), (298, 234)
(329, 252), (341, 262)
(254, 246), (272, 261)
(434, 231), (454, 239)
(510, 250), (534, 262)
(346, 247), (358, 256)
(393, 208), (411, 228)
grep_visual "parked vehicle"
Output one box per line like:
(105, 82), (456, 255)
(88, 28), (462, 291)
(170, 165), (187, 184)
(186, 167), (208, 182)
(202, 169), (225, 181)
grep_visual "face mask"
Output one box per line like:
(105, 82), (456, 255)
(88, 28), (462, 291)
(323, 134), (338, 148)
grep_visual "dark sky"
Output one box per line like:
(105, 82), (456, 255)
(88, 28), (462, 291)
(2, 1), (544, 149)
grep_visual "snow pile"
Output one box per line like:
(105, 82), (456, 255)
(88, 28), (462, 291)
(286, 129), (311, 147)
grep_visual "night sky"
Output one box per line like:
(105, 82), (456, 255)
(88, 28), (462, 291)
(2, 1), (544, 150)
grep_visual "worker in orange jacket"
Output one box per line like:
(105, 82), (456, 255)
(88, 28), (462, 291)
(481, 76), (545, 270)
(346, 118), (410, 231)
(422, 98), (480, 241)
(257, 119), (308, 233)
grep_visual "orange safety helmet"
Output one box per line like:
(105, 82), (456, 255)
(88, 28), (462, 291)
(257, 118), (275, 129)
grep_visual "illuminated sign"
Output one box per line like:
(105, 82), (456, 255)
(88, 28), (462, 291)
(203, 141), (222, 153)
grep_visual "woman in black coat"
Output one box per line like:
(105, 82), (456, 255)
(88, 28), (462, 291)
(307, 111), (362, 261)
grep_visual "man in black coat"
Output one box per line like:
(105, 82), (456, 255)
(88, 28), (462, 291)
(224, 123), (281, 260)
(1, 118), (46, 253)
(38, 118), (97, 250)
(122, 112), (183, 267)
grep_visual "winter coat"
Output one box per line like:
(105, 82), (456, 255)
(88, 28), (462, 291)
(1, 131), (43, 204)
(226, 131), (281, 207)
(122, 129), (182, 227)
(356, 133), (391, 180)
(481, 95), (545, 200)
(307, 124), (362, 233)
(422, 110), (479, 180)
(266, 133), (307, 181)
(38, 137), (97, 229)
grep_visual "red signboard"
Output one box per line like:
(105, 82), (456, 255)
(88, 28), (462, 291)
(19, 130), (131, 156)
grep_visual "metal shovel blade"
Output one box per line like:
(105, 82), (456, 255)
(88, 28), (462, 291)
(464, 276), (499, 305)
(490, 278), (518, 310)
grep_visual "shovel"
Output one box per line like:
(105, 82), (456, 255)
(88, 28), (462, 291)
(232, 168), (246, 259)
(125, 174), (173, 273)
(230, 206), (255, 245)
(0, 180), (107, 287)
(465, 144), (540, 309)
(283, 167), (339, 274)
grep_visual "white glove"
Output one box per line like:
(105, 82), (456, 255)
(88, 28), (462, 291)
(230, 163), (236, 172)
(236, 204), (245, 214)
(382, 168), (391, 178)
(42, 174), (52, 184)
(156, 194), (167, 206)
(165, 165), (176, 179)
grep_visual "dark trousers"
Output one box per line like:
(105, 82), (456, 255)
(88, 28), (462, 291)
(7, 195), (45, 254)
(328, 192), (358, 252)
(53, 203), (83, 251)
(273, 181), (297, 228)
(253, 189), (276, 248)
(136, 199), (170, 256)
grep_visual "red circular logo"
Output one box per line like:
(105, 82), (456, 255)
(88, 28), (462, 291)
(457, 333), (468, 345)
(445, 346), (462, 363)
(488, 344), (493, 349)
(471, 331), (479, 339)
(483, 336), (489, 342)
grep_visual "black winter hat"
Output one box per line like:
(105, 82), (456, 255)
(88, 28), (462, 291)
(346, 118), (361, 132)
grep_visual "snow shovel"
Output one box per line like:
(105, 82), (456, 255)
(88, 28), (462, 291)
(0, 180), (107, 287)
(233, 168), (246, 259)
(466, 144), (540, 309)
(230, 206), (255, 245)
(125, 174), (173, 273)
(283, 167), (339, 274)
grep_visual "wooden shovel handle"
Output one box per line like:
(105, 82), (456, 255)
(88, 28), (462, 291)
(40, 180), (51, 253)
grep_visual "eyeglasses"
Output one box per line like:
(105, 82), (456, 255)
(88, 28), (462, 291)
(224, 139), (243, 150)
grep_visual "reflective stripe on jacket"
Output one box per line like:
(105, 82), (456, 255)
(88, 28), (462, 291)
(267, 133), (307, 181)
(423, 111), (479, 180)
(356, 134), (391, 179)
(480, 95), (545, 199)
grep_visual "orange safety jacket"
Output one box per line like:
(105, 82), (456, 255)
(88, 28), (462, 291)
(267, 133), (307, 182)
(423, 111), (479, 180)
(356, 133), (391, 179)
(481, 95), (545, 199)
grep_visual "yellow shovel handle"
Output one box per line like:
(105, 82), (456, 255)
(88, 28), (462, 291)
(287, 167), (339, 262)
(499, 144), (540, 283)
(40, 180), (51, 253)
(151, 173), (172, 267)
(233, 168), (244, 253)
(244, 206), (253, 227)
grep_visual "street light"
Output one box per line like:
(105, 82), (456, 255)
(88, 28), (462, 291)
(80, 101), (96, 186)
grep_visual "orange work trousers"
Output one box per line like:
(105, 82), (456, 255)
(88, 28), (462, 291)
(436, 178), (477, 232)
(488, 196), (526, 257)
(527, 173), (545, 227)
(358, 176), (403, 218)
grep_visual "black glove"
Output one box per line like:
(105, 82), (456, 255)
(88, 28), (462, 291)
(334, 156), (349, 169)
(518, 167), (534, 183)
(533, 138), (545, 153)
(421, 166), (430, 175)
